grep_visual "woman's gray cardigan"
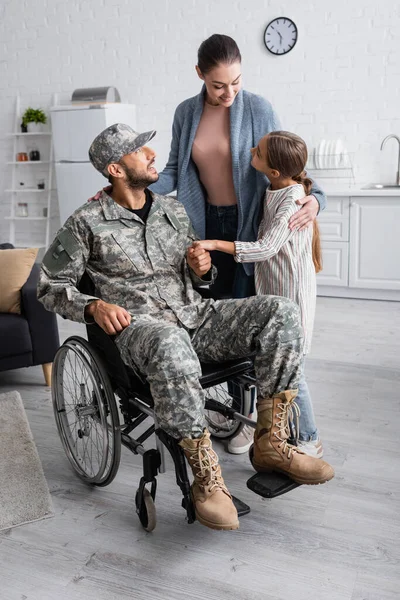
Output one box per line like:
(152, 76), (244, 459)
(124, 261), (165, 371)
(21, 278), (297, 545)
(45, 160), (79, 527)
(150, 87), (326, 276)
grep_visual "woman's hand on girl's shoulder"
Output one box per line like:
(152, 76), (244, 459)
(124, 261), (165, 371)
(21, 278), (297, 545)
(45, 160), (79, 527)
(288, 195), (319, 231)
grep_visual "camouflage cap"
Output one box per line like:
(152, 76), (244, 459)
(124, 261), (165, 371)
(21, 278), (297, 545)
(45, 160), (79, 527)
(89, 123), (156, 177)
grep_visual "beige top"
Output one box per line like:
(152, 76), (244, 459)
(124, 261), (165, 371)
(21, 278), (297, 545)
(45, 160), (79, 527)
(191, 102), (237, 206)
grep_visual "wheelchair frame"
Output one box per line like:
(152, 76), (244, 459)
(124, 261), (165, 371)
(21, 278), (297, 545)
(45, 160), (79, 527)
(52, 272), (300, 533)
(52, 330), (258, 531)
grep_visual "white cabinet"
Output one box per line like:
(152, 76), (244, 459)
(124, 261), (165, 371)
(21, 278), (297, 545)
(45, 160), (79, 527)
(317, 192), (400, 300)
(349, 197), (400, 290)
(317, 196), (349, 287)
(318, 196), (349, 242)
(317, 241), (349, 287)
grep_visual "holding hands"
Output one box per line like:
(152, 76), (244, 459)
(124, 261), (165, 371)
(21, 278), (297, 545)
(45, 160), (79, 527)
(188, 239), (236, 278)
(191, 240), (218, 252)
(187, 242), (213, 277)
(191, 239), (235, 256)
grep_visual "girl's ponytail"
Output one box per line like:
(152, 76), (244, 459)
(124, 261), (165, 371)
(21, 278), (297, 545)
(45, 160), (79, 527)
(312, 220), (323, 273)
(292, 171), (313, 196)
(293, 172), (323, 273)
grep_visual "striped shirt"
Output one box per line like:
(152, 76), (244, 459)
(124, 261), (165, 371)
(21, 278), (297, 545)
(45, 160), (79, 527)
(234, 184), (316, 354)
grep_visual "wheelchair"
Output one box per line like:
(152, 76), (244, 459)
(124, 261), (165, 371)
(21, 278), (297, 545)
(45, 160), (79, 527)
(51, 277), (299, 532)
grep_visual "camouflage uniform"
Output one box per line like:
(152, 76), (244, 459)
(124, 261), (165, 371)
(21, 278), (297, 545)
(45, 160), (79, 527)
(38, 190), (303, 439)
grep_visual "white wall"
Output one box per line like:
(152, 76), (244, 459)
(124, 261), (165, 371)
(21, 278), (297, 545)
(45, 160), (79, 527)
(0, 0), (398, 241)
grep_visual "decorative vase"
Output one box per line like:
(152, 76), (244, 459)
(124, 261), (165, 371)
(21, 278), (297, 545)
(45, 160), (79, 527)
(27, 122), (44, 133)
(29, 149), (41, 161)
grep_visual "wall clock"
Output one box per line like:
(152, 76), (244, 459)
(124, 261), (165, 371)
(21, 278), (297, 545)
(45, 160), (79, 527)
(264, 17), (298, 55)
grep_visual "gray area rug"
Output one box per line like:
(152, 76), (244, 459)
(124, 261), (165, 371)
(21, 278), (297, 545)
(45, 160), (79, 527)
(0, 391), (53, 531)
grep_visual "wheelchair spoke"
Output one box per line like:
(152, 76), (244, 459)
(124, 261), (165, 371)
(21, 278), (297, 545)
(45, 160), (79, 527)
(204, 380), (245, 440)
(52, 338), (121, 484)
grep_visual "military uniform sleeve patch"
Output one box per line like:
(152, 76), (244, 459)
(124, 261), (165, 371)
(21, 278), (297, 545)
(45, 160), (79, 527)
(42, 228), (81, 275)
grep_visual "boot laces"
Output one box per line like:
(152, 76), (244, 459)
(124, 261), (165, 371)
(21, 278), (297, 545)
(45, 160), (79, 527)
(274, 401), (303, 459)
(188, 440), (228, 494)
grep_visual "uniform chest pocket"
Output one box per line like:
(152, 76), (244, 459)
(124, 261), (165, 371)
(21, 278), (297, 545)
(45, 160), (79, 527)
(110, 229), (148, 273)
(157, 225), (190, 267)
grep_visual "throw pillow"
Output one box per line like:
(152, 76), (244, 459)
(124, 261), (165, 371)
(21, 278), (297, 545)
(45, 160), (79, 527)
(0, 247), (38, 314)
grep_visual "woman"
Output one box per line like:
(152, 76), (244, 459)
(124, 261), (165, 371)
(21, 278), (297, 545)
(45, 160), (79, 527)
(150, 34), (326, 454)
(149, 33), (326, 300)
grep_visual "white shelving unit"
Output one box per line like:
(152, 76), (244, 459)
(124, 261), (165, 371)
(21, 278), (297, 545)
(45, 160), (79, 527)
(7, 161), (51, 165)
(5, 96), (55, 249)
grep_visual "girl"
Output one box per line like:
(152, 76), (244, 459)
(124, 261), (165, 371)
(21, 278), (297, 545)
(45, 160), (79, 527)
(191, 131), (324, 457)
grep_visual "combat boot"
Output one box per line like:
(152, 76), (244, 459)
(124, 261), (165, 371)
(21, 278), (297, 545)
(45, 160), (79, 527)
(179, 429), (239, 530)
(252, 391), (334, 485)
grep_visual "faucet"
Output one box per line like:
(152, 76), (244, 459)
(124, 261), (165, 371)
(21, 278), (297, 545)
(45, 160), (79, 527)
(380, 134), (400, 186)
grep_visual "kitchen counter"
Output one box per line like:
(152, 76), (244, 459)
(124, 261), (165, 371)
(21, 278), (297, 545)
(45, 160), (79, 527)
(325, 187), (400, 197)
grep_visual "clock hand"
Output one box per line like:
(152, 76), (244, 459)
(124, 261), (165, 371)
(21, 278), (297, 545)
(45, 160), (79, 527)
(278, 31), (282, 45)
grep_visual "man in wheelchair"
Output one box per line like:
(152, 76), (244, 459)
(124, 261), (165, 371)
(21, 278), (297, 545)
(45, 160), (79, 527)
(38, 124), (334, 531)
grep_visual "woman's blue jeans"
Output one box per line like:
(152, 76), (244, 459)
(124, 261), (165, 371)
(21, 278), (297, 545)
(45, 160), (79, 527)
(205, 204), (256, 414)
(205, 204), (255, 299)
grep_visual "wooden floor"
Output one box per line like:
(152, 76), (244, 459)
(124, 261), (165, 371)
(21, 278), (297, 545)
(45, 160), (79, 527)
(0, 297), (399, 600)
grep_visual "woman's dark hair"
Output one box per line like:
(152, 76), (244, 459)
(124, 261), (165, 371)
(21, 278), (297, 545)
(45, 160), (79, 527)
(197, 34), (241, 74)
(264, 131), (323, 273)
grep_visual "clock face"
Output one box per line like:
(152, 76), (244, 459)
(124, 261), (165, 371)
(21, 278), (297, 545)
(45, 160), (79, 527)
(264, 17), (298, 55)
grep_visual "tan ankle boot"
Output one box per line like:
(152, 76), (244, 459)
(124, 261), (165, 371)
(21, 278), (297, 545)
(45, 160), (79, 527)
(252, 391), (335, 485)
(179, 430), (239, 530)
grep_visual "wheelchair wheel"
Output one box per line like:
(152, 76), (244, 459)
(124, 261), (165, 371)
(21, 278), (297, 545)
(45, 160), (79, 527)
(204, 382), (250, 440)
(135, 488), (157, 532)
(52, 336), (121, 487)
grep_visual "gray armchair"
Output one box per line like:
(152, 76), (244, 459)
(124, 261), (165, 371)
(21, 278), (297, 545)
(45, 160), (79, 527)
(0, 243), (60, 385)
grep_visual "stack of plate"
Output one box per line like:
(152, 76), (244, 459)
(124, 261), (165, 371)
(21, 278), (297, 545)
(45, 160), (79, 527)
(313, 139), (347, 169)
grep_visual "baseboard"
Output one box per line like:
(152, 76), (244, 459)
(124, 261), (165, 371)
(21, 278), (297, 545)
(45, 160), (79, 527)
(317, 286), (400, 302)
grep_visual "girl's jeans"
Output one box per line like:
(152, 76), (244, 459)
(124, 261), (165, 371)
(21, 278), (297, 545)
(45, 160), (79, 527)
(295, 359), (319, 442)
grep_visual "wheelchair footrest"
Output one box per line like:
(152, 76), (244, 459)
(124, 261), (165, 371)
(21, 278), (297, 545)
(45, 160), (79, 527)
(246, 471), (300, 499)
(232, 495), (250, 517)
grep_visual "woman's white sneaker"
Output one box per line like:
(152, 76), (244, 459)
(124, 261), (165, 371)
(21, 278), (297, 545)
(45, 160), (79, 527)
(227, 424), (254, 455)
(297, 438), (324, 458)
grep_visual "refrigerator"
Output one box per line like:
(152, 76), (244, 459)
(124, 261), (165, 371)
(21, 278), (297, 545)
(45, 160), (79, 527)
(50, 103), (137, 224)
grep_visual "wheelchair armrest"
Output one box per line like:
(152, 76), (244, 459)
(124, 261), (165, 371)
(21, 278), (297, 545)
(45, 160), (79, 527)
(200, 359), (253, 388)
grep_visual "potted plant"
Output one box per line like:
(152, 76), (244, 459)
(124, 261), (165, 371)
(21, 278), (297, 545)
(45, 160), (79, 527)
(21, 108), (47, 133)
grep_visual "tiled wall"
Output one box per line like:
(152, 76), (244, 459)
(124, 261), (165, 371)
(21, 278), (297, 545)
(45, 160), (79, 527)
(0, 0), (398, 241)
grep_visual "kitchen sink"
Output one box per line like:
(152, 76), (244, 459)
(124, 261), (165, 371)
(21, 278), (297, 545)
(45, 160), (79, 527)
(363, 184), (400, 189)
